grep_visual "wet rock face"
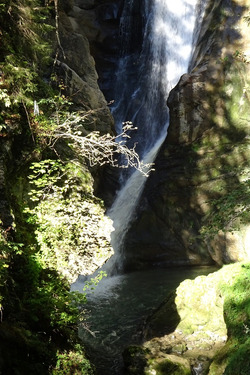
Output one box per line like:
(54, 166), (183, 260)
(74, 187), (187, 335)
(85, 0), (145, 102)
(67, 0), (146, 102)
(56, 0), (115, 133)
(86, 0), (123, 101)
(64, 0), (124, 102)
(123, 0), (250, 270)
(56, 0), (119, 201)
(57, 0), (147, 204)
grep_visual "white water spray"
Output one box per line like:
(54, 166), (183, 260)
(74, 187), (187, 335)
(104, 0), (207, 274)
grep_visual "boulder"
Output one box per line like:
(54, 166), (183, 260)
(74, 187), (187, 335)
(124, 263), (248, 375)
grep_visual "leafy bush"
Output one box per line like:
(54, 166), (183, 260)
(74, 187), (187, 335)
(52, 345), (94, 375)
(25, 159), (113, 282)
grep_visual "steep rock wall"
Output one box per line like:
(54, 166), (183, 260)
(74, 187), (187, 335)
(123, 0), (250, 270)
(56, 0), (115, 133)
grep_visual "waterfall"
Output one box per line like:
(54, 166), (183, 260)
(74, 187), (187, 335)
(105, 0), (207, 274)
(71, 3), (210, 372)
(112, 0), (204, 153)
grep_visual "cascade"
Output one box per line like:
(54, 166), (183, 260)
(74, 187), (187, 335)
(106, 0), (207, 274)
(71, 2), (209, 373)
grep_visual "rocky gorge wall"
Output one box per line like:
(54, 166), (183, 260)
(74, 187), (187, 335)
(2, 0), (249, 272)
(57, 0), (250, 271)
(122, 0), (250, 270)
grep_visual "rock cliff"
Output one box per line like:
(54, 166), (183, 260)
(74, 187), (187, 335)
(56, 0), (115, 133)
(123, 0), (250, 270)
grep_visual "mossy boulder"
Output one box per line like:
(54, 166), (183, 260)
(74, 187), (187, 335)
(123, 345), (191, 375)
(146, 356), (191, 375)
(123, 346), (150, 374)
(123, 263), (250, 375)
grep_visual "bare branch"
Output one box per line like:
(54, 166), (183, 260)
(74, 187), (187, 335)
(47, 112), (153, 177)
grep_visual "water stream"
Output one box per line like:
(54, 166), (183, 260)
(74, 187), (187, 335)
(73, 266), (216, 374)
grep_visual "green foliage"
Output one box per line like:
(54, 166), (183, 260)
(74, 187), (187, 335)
(32, 90), (73, 141)
(200, 169), (250, 238)
(221, 264), (250, 342)
(0, 0), (53, 108)
(52, 344), (94, 375)
(0, 234), (92, 373)
(0, 157), (109, 372)
(83, 271), (107, 293)
(25, 159), (113, 282)
(0, 161), (100, 373)
(0, 88), (11, 107)
(0, 1), (106, 373)
(0, 230), (9, 310)
(210, 264), (250, 375)
(153, 360), (191, 375)
(223, 338), (250, 375)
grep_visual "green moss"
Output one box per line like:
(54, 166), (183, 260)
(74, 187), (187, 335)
(123, 346), (150, 374)
(147, 359), (191, 375)
(209, 264), (250, 375)
(126, 346), (150, 357)
(224, 338), (250, 375)
(221, 264), (250, 340)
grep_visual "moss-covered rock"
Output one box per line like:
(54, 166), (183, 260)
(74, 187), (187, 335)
(146, 356), (191, 375)
(124, 263), (250, 375)
(123, 346), (150, 374)
(123, 345), (191, 375)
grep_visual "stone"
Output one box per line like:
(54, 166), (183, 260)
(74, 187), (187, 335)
(122, 0), (250, 270)
(56, 6), (114, 134)
(123, 345), (192, 375)
(123, 264), (247, 374)
(145, 356), (191, 375)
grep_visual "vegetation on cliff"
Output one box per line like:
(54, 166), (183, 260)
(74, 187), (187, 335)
(0, 1), (96, 373)
(0, 1), (249, 374)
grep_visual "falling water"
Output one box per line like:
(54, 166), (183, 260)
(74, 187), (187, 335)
(112, 0), (203, 151)
(106, 0), (207, 274)
(71, 2), (209, 373)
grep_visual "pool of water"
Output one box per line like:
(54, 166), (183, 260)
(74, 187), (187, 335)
(72, 266), (217, 374)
